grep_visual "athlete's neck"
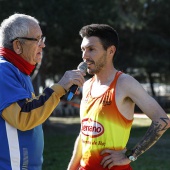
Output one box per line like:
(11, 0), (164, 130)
(94, 68), (117, 85)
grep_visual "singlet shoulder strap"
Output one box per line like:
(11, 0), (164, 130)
(107, 71), (123, 102)
(110, 71), (123, 88)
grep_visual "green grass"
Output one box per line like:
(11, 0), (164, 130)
(43, 134), (77, 170)
(42, 116), (170, 170)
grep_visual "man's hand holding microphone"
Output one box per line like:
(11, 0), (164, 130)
(57, 62), (87, 99)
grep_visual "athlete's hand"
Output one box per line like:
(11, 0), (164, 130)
(100, 149), (131, 169)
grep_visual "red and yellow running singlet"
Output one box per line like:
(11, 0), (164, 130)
(80, 71), (133, 170)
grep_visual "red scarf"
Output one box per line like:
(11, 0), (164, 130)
(0, 47), (35, 75)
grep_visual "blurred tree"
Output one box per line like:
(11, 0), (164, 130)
(0, 0), (169, 96)
(110, 0), (170, 96)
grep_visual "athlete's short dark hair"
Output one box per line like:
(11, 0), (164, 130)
(79, 24), (119, 51)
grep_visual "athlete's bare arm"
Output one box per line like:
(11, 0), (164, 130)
(67, 134), (82, 170)
(121, 74), (170, 155)
(100, 73), (170, 168)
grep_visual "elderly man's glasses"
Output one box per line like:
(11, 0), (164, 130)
(11, 36), (46, 46)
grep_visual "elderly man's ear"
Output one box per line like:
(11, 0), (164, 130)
(13, 40), (22, 54)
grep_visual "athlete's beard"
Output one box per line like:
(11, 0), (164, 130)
(88, 53), (107, 75)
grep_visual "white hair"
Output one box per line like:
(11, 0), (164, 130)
(0, 13), (39, 50)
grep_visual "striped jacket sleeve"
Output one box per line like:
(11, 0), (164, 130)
(2, 84), (66, 131)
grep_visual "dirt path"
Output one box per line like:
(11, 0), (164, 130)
(43, 117), (81, 135)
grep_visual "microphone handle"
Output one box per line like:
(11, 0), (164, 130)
(67, 84), (78, 101)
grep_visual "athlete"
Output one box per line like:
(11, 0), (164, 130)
(0, 13), (85, 170)
(67, 24), (170, 170)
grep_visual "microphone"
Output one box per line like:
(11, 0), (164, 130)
(67, 62), (87, 101)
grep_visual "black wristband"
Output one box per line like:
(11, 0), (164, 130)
(125, 149), (133, 158)
(125, 149), (137, 161)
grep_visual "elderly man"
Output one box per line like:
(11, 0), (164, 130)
(0, 13), (85, 170)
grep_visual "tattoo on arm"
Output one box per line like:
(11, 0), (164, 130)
(132, 117), (169, 158)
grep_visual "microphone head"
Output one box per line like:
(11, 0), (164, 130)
(77, 62), (87, 73)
